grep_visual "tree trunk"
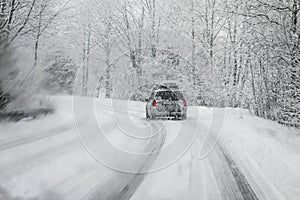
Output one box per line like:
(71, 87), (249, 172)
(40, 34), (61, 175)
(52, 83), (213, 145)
(150, 0), (156, 58)
(82, 23), (90, 96)
(191, 0), (196, 88)
(105, 23), (112, 99)
(250, 60), (258, 115)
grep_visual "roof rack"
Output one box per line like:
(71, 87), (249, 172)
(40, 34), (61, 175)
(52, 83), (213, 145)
(152, 83), (179, 92)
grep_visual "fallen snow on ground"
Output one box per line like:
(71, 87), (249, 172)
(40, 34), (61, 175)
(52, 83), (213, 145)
(0, 96), (165, 199)
(130, 106), (300, 200)
(0, 96), (299, 200)
(220, 108), (300, 200)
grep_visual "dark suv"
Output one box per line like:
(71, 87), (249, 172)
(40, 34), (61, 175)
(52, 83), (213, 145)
(146, 88), (187, 120)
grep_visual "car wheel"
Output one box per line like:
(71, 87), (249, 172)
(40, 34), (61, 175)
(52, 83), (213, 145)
(150, 114), (156, 120)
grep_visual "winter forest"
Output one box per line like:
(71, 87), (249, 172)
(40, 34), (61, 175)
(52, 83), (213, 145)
(0, 0), (299, 128)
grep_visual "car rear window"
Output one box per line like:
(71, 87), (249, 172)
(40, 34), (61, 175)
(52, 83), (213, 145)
(155, 91), (183, 100)
(173, 91), (184, 100)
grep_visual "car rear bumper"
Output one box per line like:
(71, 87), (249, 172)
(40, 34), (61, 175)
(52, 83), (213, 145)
(150, 109), (186, 118)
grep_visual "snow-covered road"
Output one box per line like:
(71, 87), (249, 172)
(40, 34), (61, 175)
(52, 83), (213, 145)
(130, 112), (258, 200)
(0, 96), (299, 200)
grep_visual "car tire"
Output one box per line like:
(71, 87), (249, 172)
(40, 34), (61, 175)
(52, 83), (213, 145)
(150, 114), (156, 120)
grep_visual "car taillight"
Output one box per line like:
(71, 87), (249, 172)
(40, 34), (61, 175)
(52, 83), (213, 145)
(152, 100), (157, 106)
(183, 99), (187, 106)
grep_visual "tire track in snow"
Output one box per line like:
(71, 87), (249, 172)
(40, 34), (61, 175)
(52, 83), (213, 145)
(186, 120), (260, 200)
(0, 124), (71, 151)
(207, 139), (259, 200)
(0, 103), (145, 151)
(0, 107), (139, 186)
(221, 148), (259, 200)
(82, 122), (166, 200)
